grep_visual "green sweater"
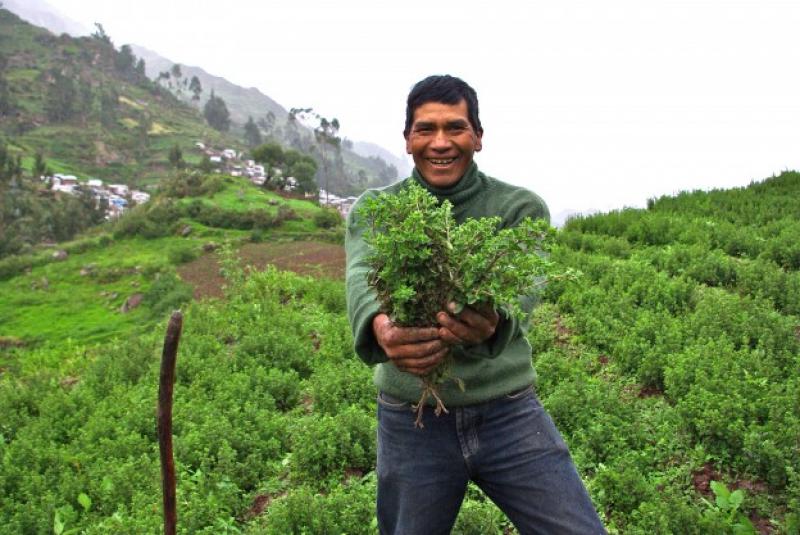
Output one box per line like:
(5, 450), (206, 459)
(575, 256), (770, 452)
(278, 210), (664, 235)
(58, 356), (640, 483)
(345, 162), (550, 406)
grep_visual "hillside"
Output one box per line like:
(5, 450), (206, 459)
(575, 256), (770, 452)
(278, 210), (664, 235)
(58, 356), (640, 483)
(0, 168), (343, 344)
(131, 44), (288, 128)
(1, 171), (799, 532)
(0, 5), (397, 211)
(129, 44), (401, 194)
(0, 9), (243, 186)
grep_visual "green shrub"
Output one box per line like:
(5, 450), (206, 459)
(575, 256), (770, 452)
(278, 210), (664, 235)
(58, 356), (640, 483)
(289, 406), (375, 484)
(307, 359), (374, 415)
(143, 272), (193, 318)
(313, 207), (342, 229)
(167, 244), (199, 265)
(254, 478), (376, 535)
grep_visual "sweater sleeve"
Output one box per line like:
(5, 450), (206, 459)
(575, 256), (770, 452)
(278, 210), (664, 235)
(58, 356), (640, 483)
(345, 192), (389, 365)
(465, 188), (551, 359)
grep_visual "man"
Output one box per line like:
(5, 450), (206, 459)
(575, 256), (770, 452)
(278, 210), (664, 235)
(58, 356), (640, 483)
(345, 75), (605, 534)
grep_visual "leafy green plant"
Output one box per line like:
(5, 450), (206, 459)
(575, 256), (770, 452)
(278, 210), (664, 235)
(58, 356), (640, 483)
(359, 182), (562, 425)
(704, 481), (757, 534)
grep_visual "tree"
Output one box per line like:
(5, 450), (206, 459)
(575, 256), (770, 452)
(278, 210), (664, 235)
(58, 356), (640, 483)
(77, 80), (93, 124)
(312, 112), (341, 200)
(203, 91), (230, 132)
(257, 111), (276, 135)
(252, 142), (284, 166)
(115, 44), (136, 76)
(44, 70), (77, 122)
(91, 23), (112, 45)
(290, 159), (318, 194)
(252, 142), (285, 185)
(168, 144), (184, 169)
(169, 64), (183, 97)
(244, 116), (262, 147)
(189, 76), (202, 101)
(33, 151), (49, 178)
(99, 87), (119, 128)
(135, 58), (146, 81)
(0, 53), (11, 117)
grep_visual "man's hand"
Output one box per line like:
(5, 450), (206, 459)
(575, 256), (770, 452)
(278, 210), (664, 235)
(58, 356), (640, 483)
(373, 314), (448, 376)
(437, 303), (500, 346)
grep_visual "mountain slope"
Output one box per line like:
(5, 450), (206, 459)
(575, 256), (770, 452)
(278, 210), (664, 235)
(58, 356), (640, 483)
(2, 1), (402, 194)
(0, 8), (243, 185)
(131, 44), (288, 127)
(130, 44), (401, 193)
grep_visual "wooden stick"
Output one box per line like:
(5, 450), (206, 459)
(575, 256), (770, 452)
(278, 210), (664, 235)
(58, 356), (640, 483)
(157, 311), (183, 535)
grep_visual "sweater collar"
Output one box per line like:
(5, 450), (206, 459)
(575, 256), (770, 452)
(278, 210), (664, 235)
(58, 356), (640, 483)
(411, 161), (483, 207)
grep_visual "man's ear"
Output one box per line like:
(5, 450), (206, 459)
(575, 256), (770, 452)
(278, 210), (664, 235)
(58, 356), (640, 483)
(475, 129), (483, 152)
(404, 132), (412, 154)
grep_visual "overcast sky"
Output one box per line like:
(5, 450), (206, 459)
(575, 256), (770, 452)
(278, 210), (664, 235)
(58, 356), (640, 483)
(38, 0), (800, 220)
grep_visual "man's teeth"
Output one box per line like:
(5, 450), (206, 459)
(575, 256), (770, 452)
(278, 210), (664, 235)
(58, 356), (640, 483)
(429, 158), (456, 165)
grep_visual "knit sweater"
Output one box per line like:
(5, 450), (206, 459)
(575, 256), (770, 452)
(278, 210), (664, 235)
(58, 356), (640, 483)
(345, 162), (550, 406)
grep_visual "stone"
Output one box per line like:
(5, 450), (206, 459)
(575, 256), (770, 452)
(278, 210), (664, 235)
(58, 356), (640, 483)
(120, 293), (144, 313)
(53, 250), (68, 261)
(180, 225), (193, 237)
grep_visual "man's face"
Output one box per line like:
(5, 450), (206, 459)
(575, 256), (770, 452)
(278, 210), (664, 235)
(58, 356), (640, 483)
(405, 100), (482, 188)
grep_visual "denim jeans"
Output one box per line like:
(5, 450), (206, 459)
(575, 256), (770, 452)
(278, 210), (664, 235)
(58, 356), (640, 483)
(376, 387), (606, 535)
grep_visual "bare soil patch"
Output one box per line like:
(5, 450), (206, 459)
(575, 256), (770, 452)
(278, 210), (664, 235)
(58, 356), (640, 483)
(177, 240), (345, 300)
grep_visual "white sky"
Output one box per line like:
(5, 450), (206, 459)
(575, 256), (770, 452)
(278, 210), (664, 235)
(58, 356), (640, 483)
(41, 0), (800, 220)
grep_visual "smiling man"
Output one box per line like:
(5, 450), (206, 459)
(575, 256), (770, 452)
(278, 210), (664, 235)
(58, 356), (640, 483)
(345, 75), (606, 534)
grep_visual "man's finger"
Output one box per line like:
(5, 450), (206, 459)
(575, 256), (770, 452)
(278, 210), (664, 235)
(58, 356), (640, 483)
(450, 304), (499, 331)
(373, 314), (440, 346)
(437, 309), (496, 345)
(438, 327), (463, 346)
(393, 347), (449, 376)
(385, 339), (446, 360)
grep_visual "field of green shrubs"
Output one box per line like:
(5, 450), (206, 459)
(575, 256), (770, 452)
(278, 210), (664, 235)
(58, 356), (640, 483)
(1, 172), (799, 533)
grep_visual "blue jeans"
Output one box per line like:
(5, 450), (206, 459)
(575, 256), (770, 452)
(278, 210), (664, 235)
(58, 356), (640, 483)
(376, 387), (606, 534)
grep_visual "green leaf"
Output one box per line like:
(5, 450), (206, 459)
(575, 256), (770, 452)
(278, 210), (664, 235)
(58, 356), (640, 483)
(732, 514), (756, 535)
(53, 511), (64, 535)
(710, 480), (730, 509)
(101, 476), (114, 493)
(728, 489), (744, 511)
(77, 492), (91, 512)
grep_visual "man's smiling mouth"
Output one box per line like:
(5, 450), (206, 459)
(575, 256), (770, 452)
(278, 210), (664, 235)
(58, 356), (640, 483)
(427, 157), (457, 165)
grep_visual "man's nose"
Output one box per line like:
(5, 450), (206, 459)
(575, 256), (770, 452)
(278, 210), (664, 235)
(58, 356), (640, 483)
(430, 130), (450, 150)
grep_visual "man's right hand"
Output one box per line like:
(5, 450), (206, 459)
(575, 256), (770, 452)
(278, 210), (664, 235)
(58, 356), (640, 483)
(372, 314), (448, 376)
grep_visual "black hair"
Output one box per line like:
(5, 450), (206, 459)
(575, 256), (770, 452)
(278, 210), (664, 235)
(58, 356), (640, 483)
(404, 75), (482, 137)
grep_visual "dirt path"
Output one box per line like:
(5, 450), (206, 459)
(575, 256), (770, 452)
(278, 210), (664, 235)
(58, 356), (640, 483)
(177, 241), (345, 300)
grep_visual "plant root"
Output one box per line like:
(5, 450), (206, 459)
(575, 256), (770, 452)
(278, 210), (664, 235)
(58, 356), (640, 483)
(413, 382), (449, 429)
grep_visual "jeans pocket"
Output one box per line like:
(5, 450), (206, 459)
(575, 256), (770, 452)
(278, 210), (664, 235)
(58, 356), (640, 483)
(377, 391), (412, 411)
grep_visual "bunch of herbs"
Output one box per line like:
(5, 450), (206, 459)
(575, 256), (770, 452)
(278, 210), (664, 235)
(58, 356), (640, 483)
(359, 182), (560, 426)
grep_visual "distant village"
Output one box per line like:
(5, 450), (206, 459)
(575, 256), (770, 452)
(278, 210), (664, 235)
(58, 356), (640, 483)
(43, 142), (361, 220)
(47, 173), (150, 219)
(196, 142), (359, 218)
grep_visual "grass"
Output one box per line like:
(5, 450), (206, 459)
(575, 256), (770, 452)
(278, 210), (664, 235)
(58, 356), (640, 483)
(177, 176), (323, 219)
(0, 236), (192, 346)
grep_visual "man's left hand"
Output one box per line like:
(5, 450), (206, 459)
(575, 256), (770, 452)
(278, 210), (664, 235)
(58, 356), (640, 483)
(437, 303), (499, 346)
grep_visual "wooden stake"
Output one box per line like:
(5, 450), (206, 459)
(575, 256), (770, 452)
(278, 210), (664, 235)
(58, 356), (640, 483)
(157, 311), (183, 535)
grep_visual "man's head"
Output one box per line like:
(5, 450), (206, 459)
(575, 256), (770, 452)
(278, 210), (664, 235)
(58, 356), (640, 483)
(404, 75), (483, 138)
(404, 75), (483, 188)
